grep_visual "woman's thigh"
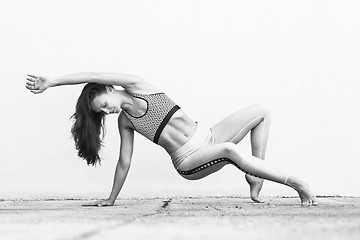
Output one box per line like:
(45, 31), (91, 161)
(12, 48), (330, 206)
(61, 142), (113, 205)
(177, 142), (238, 180)
(176, 141), (284, 183)
(211, 104), (270, 144)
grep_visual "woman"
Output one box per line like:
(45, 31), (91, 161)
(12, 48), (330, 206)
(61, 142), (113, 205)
(25, 72), (318, 206)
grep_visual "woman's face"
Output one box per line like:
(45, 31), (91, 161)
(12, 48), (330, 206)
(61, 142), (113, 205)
(91, 88), (121, 115)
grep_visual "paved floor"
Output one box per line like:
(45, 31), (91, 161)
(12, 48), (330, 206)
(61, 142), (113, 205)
(0, 196), (359, 240)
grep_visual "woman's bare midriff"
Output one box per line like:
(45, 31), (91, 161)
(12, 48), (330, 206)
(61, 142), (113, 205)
(157, 109), (198, 153)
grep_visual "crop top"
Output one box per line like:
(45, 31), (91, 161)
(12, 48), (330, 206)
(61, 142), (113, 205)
(123, 92), (181, 144)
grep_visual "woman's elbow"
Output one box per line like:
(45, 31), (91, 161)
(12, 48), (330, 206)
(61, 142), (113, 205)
(130, 74), (145, 84)
(88, 72), (100, 83)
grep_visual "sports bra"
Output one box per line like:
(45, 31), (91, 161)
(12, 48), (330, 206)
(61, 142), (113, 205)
(123, 92), (181, 144)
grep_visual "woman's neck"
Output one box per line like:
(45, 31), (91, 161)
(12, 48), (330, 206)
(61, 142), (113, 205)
(116, 90), (135, 111)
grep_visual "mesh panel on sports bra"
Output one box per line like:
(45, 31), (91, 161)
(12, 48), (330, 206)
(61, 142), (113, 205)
(123, 92), (180, 143)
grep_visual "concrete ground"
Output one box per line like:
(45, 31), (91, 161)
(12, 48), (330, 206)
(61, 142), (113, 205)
(0, 196), (359, 240)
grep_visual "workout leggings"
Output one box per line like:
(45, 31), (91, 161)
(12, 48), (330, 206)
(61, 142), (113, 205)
(170, 124), (289, 184)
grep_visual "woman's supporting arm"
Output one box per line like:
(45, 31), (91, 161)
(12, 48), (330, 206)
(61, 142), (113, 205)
(107, 114), (135, 205)
(83, 113), (134, 207)
(107, 154), (132, 204)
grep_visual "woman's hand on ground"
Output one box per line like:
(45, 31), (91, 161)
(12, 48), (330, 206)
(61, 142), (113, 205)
(25, 74), (52, 94)
(82, 198), (115, 207)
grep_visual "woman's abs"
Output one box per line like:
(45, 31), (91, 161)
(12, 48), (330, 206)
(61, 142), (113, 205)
(158, 109), (197, 153)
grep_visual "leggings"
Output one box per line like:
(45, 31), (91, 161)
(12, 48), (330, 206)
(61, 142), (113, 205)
(170, 105), (289, 184)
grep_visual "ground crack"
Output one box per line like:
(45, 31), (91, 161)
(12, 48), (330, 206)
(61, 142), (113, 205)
(160, 198), (172, 211)
(208, 204), (228, 215)
(70, 198), (172, 240)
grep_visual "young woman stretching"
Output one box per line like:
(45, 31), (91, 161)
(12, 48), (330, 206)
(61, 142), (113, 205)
(25, 72), (318, 206)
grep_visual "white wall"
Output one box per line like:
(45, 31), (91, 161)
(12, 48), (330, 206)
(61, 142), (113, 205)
(1, 0), (359, 199)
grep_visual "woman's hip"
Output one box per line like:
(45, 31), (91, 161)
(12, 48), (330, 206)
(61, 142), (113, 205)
(169, 123), (214, 169)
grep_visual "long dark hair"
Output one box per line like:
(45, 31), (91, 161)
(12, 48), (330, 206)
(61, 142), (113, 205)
(71, 83), (112, 166)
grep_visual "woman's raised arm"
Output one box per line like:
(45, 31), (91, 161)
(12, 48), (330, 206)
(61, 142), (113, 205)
(25, 72), (147, 94)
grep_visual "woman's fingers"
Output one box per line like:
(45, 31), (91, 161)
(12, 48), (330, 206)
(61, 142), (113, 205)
(26, 74), (38, 85)
(97, 201), (111, 207)
(82, 202), (109, 207)
(26, 81), (34, 86)
(82, 202), (100, 207)
(26, 75), (36, 91)
(27, 74), (37, 78)
(25, 84), (38, 90)
(25, 85), (41, 94)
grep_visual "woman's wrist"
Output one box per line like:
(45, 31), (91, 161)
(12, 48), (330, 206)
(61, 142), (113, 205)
(47, 77), (58, 88)
(108, 196), (117, 203)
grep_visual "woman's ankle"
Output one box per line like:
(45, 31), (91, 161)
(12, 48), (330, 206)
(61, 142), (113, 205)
(285, 175), (308, 189)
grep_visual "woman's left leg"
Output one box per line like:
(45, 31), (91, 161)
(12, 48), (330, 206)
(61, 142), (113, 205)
(176, 142), (318, 206)
(210, 104), (271, 202)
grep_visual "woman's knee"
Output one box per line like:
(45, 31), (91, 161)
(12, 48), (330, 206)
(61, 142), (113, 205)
(222, 142), (243, 159)
(253, 103), (272, 123)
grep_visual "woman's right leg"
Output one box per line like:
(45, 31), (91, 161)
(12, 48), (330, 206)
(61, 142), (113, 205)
(177, 142), (318, 206)
(210, 104), (271, 202)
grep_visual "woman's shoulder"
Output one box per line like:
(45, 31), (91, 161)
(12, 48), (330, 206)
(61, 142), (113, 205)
(118, 111), (134, 130)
